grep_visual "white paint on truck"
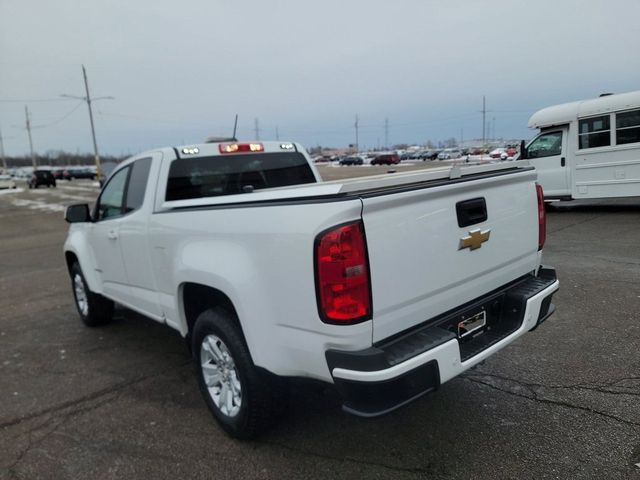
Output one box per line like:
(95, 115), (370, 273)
(63, 140), (558, 437)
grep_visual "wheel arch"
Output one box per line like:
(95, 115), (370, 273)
(64, 250), (79, 275)
(180, 282), (245, 355)
(63, 243), (100, 293)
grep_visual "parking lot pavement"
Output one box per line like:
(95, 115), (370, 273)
(1, 177), (639, 479)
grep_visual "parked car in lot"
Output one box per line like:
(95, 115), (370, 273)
(437, 149), (462, 160)
(68, 167), (97, 180)
(419, 150), (440, 161)
(28, 170), (56, 189)
(370, 153), (400, 165)
(313, 156), (332, 164)
(339, 156), (364, 166)
(490, 148), (508, 160)
(12, 169), (32, 179)
(0, 174), (17, 189)
(53, 168), (68, 180)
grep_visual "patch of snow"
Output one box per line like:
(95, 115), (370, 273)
(11, 198), (65, 212)
(0, 188), (24, 196)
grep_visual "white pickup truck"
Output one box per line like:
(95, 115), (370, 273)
(63, 141), (559, 438)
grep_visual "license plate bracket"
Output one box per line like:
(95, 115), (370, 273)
(457, 310), (487, 339)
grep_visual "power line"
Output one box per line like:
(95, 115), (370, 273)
(0, 97), (76, 103)
(31, 102), (84, 129)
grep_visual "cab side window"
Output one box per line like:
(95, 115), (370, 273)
(125, 157), (152, 213)
(527, 131), (562, 158)
(96, 167), (130, 221)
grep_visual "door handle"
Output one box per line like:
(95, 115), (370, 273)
(560, 157), (566, 167)
(456, 197), (487, 227)
(107, 230), (118, 240)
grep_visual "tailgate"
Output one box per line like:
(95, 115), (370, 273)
(361, 168), (540, 343)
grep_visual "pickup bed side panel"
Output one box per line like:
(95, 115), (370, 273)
(361, 169), (541, 343)
(147, 199), (372, 382)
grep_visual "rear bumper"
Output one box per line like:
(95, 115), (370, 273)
(326, 267), (559, 417)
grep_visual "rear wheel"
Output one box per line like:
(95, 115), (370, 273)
(70, 262), (114, 327)
(193, 308), (286, 438)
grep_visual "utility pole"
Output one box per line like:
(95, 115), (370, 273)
(384, 117), (389, 150)
(354, 115), (359, 153)
(492, 116), (496, 142)
(82, 65), (100, 175)
(25, 106), (36, 168)
(61, 65), (113, 177)
(0, 125), (7, 171)
(275, 126), (279, 141)
(481, 95), (486, 148)
(254, 118), (260, 140)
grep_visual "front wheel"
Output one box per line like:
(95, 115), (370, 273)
(193, 308), (286, 438)
(70, 262), (114, 326)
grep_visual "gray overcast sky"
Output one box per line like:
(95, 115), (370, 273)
(1, 0), (639, 156)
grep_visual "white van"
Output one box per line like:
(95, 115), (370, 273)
(522, 90), (640, 200)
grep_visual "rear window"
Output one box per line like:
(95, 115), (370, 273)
(166, 152), (316, 201)
(35, 171), (52, 178)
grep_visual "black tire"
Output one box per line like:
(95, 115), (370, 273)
(192, 308), (286, 439)
(70, 262), (114, 327)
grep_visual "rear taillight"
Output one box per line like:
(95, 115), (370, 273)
(315, 221), (371, 324)
(536, 183), (546, 250)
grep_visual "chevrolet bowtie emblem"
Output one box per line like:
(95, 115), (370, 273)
(459, 228), (491, 251)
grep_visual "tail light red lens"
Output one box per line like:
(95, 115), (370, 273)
(315, 221), (372, 324)
(536, 183), (546, 250)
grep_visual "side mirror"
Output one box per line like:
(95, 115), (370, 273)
(519, 139), (527, 160)
(65, 204), (91, 223)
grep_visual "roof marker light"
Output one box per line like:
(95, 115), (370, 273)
(219, 143), (264, 154)
(181, 147), (200, 155)
(280, 143), (294, 150)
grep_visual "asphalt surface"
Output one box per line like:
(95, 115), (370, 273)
(1, 168), (639, 479)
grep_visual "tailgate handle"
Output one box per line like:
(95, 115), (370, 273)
(456, 198), (487, 227)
